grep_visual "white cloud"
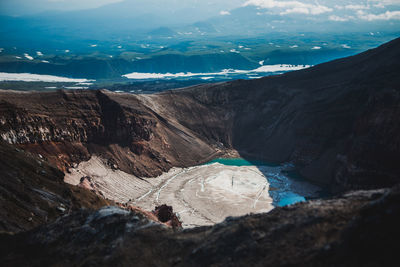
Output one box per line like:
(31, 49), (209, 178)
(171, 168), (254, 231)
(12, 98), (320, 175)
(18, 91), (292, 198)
(220, 10), (231, 15)
(373, 3), (385, 8)
(281, 7), (309, 15)
(344, 4), (370, 10)
(369, 0), (400, 5)
(243, 0), (332, 15)
(358, 10), (400, 20)
(329, 15), (349, 21)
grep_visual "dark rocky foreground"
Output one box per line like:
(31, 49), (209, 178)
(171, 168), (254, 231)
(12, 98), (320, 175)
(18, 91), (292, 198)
(0, 38), (400, 266)
(1, 185), (399, 266)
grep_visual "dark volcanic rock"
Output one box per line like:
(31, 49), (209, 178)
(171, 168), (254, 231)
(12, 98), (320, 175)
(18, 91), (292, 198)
(1, 186), (399, 266)
(153, 204), (182, 228)
(154, 204), (174, 222)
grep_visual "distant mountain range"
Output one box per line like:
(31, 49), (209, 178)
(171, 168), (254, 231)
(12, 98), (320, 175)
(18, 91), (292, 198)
(0, 0), (398, 79)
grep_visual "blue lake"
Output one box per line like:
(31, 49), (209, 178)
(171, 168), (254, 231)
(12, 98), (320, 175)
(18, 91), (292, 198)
(206, 158), (322, 207)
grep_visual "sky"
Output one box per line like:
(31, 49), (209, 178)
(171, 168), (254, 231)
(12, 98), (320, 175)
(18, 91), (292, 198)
(243, 0), (400, 21)
(0, 0), (124, 15)
(0, 0), (399, 23)
(0, 0), (244, 15)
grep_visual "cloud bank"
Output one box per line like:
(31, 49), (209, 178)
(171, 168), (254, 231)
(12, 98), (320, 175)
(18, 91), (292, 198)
(243, 0), (333, 15)
(357, 10), (400, 20)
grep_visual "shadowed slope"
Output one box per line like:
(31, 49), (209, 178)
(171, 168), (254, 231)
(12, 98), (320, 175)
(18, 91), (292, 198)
(0, 141), (110, 233)
(151, 37), (400, 191)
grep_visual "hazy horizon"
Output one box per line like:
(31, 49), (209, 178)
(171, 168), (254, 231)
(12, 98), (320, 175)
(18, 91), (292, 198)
(0, 0), (399, 82)
(1, 0), (399, 24)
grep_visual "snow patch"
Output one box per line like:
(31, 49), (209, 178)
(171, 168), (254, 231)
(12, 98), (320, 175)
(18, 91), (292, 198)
(0, 72), (94, 83)
(123, 64), (311, 80)
(64, 87), (89, 89)
(220, 10), (231, 15)
(24, 53), (34, 60)
(76, 82), (93, 86)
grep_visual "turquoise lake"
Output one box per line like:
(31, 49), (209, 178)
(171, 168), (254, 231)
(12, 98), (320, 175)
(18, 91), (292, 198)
(206, 158), (322, 207)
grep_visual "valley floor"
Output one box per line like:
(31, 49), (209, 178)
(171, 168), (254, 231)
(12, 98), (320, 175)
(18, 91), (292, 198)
(65, 156), (273, 227)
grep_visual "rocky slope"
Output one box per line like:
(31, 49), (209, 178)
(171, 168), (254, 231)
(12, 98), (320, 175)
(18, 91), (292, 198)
(2, 185), (399, 266)
(1, 38), (400, 192)
(0, 141), (110, 234)
(0, 89), (223, 178)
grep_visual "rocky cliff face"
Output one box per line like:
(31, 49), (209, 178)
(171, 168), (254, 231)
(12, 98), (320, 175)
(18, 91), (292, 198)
(154, 38), (400, 192)
(1, 38), (400, 192)
(0, 90), (223, 178)
(2, 185), (399, 266)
